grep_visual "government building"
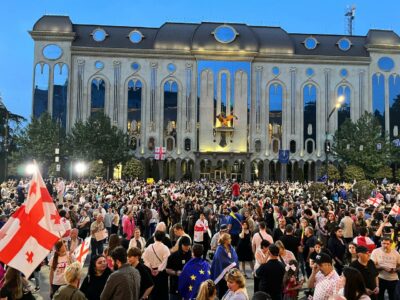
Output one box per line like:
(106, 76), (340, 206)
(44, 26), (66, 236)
(30, 15), (400, 181)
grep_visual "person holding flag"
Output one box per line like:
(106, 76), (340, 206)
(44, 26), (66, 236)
(0, 162), (66, 284)
(211, 233), (239, 299)
(178, 244), (211, 300)
(227, 207), (243, 247)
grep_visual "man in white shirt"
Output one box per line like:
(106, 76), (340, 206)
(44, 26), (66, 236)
(371, 236), (400, 300)
(308, 252), (340, 300)
(252, 221), (273, 254)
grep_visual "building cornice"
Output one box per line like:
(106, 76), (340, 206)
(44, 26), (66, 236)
(29, 31), (76, 42)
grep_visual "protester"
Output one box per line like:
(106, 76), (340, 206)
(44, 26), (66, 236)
(53, 262), (87, 300)
(80, 255), (112, 300)
(49, 240), (74, 298)
(0, 267), (34, 300)
(221, 268), (249, 300)
(127, 247), (154, 300)
(196, 279), (217, 300)
(211, 233), (239, 299)
(370, 236), (400, 300)
(256, 244), (285, 300)
(100, 246), (140, 300)
(337, 267), (371, 300)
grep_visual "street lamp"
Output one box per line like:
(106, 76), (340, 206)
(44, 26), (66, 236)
(74, 162), (87, 178)
(325, 96), (345, 180)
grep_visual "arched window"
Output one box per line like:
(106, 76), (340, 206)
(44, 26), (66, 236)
(372, 73), (385, 134)
(127, 79), (142, 134)
(184, 138), (191, 151)
(290, 140), (296, 153)
(254, 140), (261, 153)
(221, 73), (228, 116)
(272, 139), (279, 153)
(91, 78), (106, 116)
(164, 81), (178, 139)
(389, 74), (400, 139)
(269, 83), (283, 148)
(306, 140), (314, 154)
(148, 137), (155, 151)
(337, 85), (351, 130)
(166, 137), (174, 152)
(53, 64), (68, 128)
(33, 63), (50, 118)
(303, 84), (317, 150)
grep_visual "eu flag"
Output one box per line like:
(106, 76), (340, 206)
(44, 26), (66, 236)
(278, 150), (289, 164)
(178, 257), (211, 300)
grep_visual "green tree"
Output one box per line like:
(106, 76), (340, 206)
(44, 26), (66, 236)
(353, 180), (375, 200)
(318, 164), (340, 181)
(68, 114), (129, 179)
(12, 113), (64, 176)
(332, 113), (392, 178)
(122, 158), (144, 179)
(343, 165), (365, 182)
(308, 182), (328, 199)
(373, 165), (393, 180)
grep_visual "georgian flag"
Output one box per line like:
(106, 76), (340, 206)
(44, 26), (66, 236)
(367, 197), (383, 208)
(73, 237), (91, 266)
(0, 164), (65, 278)
(389, 204), (400, 216)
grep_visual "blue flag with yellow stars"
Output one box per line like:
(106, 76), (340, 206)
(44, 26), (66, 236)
(178, 257), (211, 300)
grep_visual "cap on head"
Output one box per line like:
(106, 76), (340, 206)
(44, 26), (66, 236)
(315, 252), (332, 265)
(355, 246), (369, 254)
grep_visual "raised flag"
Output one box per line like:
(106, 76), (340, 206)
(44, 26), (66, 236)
(0, 164), (65, 278)
(389, 204), (400, 216)
(73, 237), (91, 265)
(278, 150), (289, 164)
(367, 197), (382, 208)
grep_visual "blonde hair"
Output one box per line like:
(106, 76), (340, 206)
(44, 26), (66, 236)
(225, 268), (246, 289)
(275, 240), (285, 250)
(218, 233), (231, 245)
(64, 262), (82, 284)
(196, 279), (216, 300)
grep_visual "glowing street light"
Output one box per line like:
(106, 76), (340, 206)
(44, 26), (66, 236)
(25, 163), (37, 175)
(74, 162), (87, 177)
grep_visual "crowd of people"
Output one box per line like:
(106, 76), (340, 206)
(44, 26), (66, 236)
(0, 178), (400, 300)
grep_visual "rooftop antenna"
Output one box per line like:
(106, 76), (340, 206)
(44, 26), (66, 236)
(345, 5), (356, 35)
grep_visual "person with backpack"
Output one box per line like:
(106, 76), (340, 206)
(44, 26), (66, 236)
(252, 222), (273, 254)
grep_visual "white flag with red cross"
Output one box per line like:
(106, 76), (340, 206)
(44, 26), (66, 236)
(389, 204), (400, 216)
(0, 165), (65, 278)
(73, 237), (91, 266)
(367, 197), (383, 207)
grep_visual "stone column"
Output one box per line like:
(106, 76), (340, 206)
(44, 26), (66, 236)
(290, 67), (297, 135)
(176, 158), (182, 181)
(299, 160), (305, 182)
(244, 159), (251, 182)
(280, 163), (287, 182)
(358, 70), (365, 118)
(194, 158), (200, 180)
(291, 162), (295, 181)
(263, 160), (269, 181)
(158, 160), (164, 180)
(307, 162), (312, 182)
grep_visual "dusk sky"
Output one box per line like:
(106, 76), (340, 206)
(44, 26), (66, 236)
(1, 0), (400, 120)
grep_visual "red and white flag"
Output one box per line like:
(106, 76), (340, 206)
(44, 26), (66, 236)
(73, 237), (91, 265)
(0, 165), (65, 278)
(389, 204), (400, 216)
(367, 197), (382, 207)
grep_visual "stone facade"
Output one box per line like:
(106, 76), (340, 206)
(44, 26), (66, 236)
(30, 16), (400, 181)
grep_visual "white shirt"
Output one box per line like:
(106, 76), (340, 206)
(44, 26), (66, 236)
(143, 241), (170, 271)
(128, 236), (146, 251)
(313, 270), (340, 300)
(252, 230), (273, 252)
(371, 247), (400, 281)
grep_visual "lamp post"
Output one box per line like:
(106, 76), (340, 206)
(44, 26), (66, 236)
(325, 95), (345, 181)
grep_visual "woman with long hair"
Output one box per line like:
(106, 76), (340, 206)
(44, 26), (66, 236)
(80, 255), (112, 300)
(196, 279), (217, 300)
(210, 233), (239, 299)
(339, 267), (370, 300)
(344, 242), (358, 265)
(103, 234), (120, 270)
(0, 267), (33, 300)
(49, 240), (73, 298)
(327, 227), (346, 275)
(236, 220), (254, 278)
(221, 268), (249, 300)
